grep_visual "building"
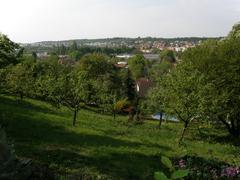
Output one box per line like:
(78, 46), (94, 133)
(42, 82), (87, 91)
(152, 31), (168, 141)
(136, 78), (153, 98)
(114, 61), (128, 68)
(58, 55), (76, 66)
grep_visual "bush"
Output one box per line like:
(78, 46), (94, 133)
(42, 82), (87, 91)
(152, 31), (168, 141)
(176, 156), (240, 180)
(154, 156), (189, 180)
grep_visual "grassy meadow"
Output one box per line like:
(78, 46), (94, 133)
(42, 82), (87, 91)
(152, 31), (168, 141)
(0, 95), (239, 179)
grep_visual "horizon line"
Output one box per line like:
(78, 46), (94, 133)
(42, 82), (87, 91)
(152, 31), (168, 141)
(21, 36), (223, 44)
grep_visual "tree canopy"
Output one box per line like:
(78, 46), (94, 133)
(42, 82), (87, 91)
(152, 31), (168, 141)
(128, 54), (148, 80)
(0, 34), (23, 69)
(148, 24), (240, 139)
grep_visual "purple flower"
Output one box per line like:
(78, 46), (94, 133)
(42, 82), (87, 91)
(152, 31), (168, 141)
(236, 167), (240, 174)
(221, 167), (240, 177)
(178, 159), (186, 168)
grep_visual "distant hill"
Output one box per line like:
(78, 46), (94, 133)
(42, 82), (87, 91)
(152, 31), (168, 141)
(22, 37), (221, 47)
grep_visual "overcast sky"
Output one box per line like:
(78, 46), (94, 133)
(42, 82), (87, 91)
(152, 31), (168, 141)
(0, 0), (239, 43)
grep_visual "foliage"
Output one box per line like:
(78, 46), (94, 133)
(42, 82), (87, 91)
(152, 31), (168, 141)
(180, 37), (240, 137)
(77, 53), (113, 78)
(149, 24), (240, 139)
(69, 50), (81, 61)
(154, 156), (189, 180)
(149, 60), (173, 81)
(57, 70), (91, 126)
(160, 50), (176, 63)
(93, 75), (118, 114)
(0, 67), (10, 94)
(148, 61), (201, 143)
(0, 33), (23, 69)
(33, 58), (71, 105)
(178, 156), (240, 179)
(128, 54), (148, 79)
(70, 41), (78, 51)
(114, 98), (131, 113)
(6, 62), (35, 99)
(117, 68), (136, 101)
(227, 22), (240, 39)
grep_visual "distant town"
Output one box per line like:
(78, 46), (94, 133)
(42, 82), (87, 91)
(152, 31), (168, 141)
(22, 37), (220, 56)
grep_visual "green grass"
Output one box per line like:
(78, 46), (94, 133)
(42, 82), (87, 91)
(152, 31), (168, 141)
(0, 95), (239, 179)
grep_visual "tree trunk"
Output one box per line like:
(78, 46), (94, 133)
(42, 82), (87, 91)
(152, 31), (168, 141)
(231, 129), (240, 137)
(113, 110), (116, 120)
(178, 122), (188, 145)
(158, 112), (163, 129)
(229, 125), (240, 138)
(220, 116), (240, 138)
(20, 93), (23, 100)
(73, 109), (78, 126)
(236, 117), (240, 137)
(19, 92), (23, 100)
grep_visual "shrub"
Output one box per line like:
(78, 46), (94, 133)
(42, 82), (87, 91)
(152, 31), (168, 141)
(154, 156), (189, 180)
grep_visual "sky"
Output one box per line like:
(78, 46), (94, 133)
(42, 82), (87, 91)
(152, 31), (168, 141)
(0, 0), (240, 43)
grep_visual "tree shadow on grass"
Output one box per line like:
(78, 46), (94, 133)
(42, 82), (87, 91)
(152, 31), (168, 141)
(7, 110), (172, 151)
(0, 95), (68, 119)
(7, 116), (144, 148)
(193, 130), (240, 146)
(22, 147), (166, 180)
(0, 96), (172, 151)
(0, 95), (173, 179)
(21, 148), (235, 180)
(5, 115), (170, 179)
(7, 115), (170, 179)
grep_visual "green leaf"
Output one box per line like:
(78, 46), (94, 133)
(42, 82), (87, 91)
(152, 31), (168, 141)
(171, 169), (189, 179)
(161, 156), (172, 169)
(154, 171), (169, 180)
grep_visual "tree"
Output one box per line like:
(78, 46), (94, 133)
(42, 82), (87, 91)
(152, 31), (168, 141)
(93, 75), (118, 115)
(148, 24), (240, 141)
(151, 62), (200, 143)
(33, 58), (70, 105)
(171, 27), (240, 138)
(227, 22), (240, 39)
(0, 68), (9, 94)
(6, 62), (35, 99)
(128, 54), (148, 79)
(0, 33), (23, 69)
(77, 53), (113, 78)
(32, 51), (37, 61)
(194, 38), (240, 137)
(146, 85), (165, 129)
(149, 60), (173, 82)
(160, 49), (176, 63)
(69, 50), (81, 61)
(31, 57), (90, 126)
(70, 41), (78, 51)
(59, 44), (67, 55)
(58, 70), (90, 126)
(118, 68), (136, 101)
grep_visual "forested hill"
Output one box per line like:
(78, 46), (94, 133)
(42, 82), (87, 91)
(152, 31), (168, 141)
(22, 37), (220, 47)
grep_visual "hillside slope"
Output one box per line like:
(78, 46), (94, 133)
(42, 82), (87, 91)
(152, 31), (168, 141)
(0, 96), (239, 179)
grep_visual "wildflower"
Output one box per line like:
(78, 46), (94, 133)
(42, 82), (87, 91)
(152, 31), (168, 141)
(178, 159), (186, 168)
(221, 167), (239, 177)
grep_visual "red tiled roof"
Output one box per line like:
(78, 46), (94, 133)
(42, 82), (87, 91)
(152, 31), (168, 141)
(136, 78), (153, 97)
